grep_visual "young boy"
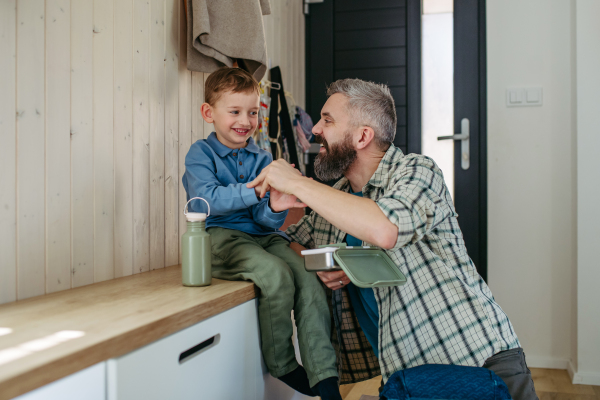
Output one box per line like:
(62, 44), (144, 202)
(182, 67), (341, 400)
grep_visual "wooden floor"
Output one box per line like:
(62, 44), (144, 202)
(339, 368), (600, 400)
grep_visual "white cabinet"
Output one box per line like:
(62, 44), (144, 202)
(107, 299), (311, 400)
(108, 299), (263, 399)
(14, 300), (314, 400)
(13, 362), (105, 400)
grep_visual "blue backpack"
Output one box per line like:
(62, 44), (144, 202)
(380, 364), (511, 400)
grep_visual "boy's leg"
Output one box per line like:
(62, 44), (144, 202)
(260, 234), (339, 388)
(210, 228), (299, 378)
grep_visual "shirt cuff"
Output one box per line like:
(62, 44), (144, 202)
(263, 202), (288, 223)
(241, 186), (260, 208)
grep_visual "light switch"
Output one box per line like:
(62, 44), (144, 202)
(526, 88), (542, 104)
(506, 87), (543, 107)
(507, 89), (522, 105)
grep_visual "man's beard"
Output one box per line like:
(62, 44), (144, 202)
(314, 131), (357, 181)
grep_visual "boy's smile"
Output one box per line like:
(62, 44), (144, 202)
(201, 90), (260, 149)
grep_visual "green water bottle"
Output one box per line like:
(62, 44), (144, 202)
(182, 197), (212, 287)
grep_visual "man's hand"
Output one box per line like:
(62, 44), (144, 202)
(247, 159), (304, 199)
(317, 270), (351, 290)
(269, 188), (307, 212)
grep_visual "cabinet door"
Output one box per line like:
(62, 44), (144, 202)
(108, 299), (264, 400)
(13, 363), (105, 400)
(108, 299), (314, 400)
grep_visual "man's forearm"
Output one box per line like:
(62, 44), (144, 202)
(293, 178), (398, 249)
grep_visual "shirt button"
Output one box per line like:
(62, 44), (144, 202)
(240, 175), (244, 179)
(239, 161), (242, 165)
(232, 152), (237, 156)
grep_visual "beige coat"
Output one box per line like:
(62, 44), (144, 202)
(187, 0), (271, 81)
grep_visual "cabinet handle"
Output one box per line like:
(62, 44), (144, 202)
(179, 334), (220, 364)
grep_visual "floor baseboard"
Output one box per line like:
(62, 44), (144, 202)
(567, 360), (577, 381)
(569, 362), (600, 386)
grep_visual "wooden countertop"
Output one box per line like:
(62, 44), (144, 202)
(0, 266), (257, 400)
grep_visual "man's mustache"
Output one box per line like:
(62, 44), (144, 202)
(314, 135), (329, 151)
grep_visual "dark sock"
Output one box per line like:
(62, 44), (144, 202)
(277, 366), (315, 397)
(311, 377), (342, 400)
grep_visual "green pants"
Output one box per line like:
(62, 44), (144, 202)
(209, 227), (338, 387)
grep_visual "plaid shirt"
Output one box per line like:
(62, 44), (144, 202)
(286, 145), (520, 384)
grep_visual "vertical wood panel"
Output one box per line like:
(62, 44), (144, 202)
(283, 0), (296, 92)
(17, 0), (46, 299)
(263, 5), (273, 71)
(178, 0), (191, 265)
(133, 0), (150, 274)
(165, 0), (179, 267)
(272, 0), (281, 69)
(280, 1), (287, 86)
(149, 0), (165, 270)
(299, 5), (306, 108)
(299, 3), (304, 105)
(0, 0), (306, 302)
(114, 0), (134, 278)
(202, 73), (213, 139)
(71, 0), (95, 287)
(46, 0), (71, 293)
(93, 0), (115, 282)
(190, 71), (204, 143)
(0, 0), (17, 303)
(293, 3), (297, 94)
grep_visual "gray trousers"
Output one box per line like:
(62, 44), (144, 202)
(483, 348), (539, 400)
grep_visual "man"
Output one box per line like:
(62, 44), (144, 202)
(248, 79), (538, 400)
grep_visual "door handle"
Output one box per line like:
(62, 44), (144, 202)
(437, 118), (470, 170)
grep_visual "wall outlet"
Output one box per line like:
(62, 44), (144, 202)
(506, 87), (543, 107)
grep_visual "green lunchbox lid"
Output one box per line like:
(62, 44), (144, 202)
(318, 244), (407, 288)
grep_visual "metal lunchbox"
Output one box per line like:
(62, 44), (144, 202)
(301, 244), (407, 288)
(302, 247), (343, 271)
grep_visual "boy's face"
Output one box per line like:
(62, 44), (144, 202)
(202, 90), (260, 149)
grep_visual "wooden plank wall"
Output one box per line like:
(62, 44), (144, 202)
(0, 0), (305, 304)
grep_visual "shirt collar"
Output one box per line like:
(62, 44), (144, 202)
(366, 144), (405, 188)
(332, 144), (405, 192)
(206, 132), (260, 157)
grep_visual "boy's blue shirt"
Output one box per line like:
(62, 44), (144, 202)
(182, 132), (289, 239)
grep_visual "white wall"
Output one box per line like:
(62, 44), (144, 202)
(575, 0), (600, 385)
(487, 0), (576, 369)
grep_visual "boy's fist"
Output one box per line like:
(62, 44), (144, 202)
(269, 188), (307, 212)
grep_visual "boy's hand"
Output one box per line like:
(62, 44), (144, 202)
(247, 159), (303, 199)
(269, 188), (307, 212)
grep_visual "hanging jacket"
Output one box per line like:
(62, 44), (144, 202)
(186, 0), (271, 80)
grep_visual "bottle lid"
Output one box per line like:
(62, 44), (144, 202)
(184, 197), (210, 222)
(186, 212), (207, 222)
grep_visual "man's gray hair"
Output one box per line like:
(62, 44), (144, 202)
(327, 79), (397, 149)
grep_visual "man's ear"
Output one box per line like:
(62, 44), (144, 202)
(356, 126), (376, 150)
(200, 103), (214, 124)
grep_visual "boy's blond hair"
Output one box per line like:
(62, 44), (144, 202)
(204, 67), (260, 106)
